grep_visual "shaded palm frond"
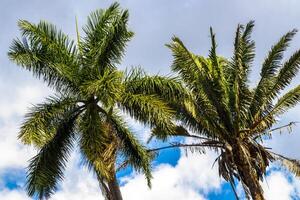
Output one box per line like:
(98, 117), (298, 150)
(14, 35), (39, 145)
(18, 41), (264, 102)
(79, 104), (116, 180)
(109, 113), (152, 186)
(26, 110), (79, 199)
(81, 69), (123, 106)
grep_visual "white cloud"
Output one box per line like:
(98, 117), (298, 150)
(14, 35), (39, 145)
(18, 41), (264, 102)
(51, 153), (104, 200)
(49, 151), (222, 200)
(0, 85), (50, 119)
(0, 84), (50, 170)
(0, 189), (29, 200)
(237, 169), (300, 200)
(121, 151), (222, 200)
(262, 171), (294, 200)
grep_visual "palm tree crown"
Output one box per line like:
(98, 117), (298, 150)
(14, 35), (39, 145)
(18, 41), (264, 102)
(164, 21), (300, 200)
(8, 3), (184, 200)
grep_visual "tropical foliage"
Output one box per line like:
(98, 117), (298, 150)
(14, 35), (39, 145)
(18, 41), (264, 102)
(8, 3), (184, 200)
(159, 21), (300, 200)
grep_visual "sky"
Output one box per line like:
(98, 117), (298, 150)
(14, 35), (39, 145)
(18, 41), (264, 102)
(1, 0), (300, 199)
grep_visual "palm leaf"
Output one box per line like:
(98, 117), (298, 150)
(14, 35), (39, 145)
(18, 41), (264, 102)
(79, 104), (116, 179)
(109, 113), (152, 186)
(8, 20), (79, 93)
(272, 153), (300, 177)
(26, 110), (79, 199)
(124, 67), (188, 102)
(19, 96), (79, 147)
(119, 92), (175, 138)
(250, 30), (297, 118)
(82, 2), (133, 75)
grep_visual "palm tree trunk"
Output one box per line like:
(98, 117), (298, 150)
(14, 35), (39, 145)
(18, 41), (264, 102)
(107, 173), (123, 200)
(232, 144), (265, 200)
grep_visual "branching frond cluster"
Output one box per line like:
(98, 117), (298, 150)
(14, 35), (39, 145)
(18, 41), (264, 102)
(8, 3), (184, 199)
(162, 21), (300, 199)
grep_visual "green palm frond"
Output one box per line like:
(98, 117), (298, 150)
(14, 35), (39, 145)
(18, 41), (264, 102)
(168, 37), (234, 133)
(250, 30), (297, 118)
(79, 103), (115, 179)
(19, 96), (80, 147)
(119, 93), (175, 139)
(166, 37), (204, 90)
(108, 113), (152, 186)
(228, 21), (255, 130)
(8, 21), (79, 93)
(268, 49), (300, 100)
(26, 111), (79, 199)
(254, 84), (300, 131)
(272, 84), (300, 115)
(82, 2), (133, 74)
(81, 69), (123, 106)
(124, 67), (188, 102)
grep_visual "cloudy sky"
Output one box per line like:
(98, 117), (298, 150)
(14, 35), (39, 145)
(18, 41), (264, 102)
(1, 0), (300, 199)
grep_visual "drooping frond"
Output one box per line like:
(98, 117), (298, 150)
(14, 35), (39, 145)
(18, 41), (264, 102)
(26, 111), (79, 199)
(8, 20), (79, 93)
(108, 113), (152, 186)
(19, 96), (80, 147)
(82, 2), (134, 75)
(272, 153), (300, 177)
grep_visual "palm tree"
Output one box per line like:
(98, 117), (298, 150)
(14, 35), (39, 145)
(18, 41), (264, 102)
(8, 3), (184, 200)
(155, 21), (300, 200)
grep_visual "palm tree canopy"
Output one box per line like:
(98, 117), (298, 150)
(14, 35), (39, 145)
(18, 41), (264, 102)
(8, 3), (185, 199)
(164, 21), (300, 199)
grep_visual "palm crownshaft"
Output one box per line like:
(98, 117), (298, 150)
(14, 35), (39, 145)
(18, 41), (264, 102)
(8, 3), (184, 200)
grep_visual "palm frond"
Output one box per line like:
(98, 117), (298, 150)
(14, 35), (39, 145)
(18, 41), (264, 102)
(124, 67), (188, 102)
(82, 2), (133, 75)
(272, 152), (300, 177)
(272, 84), (300, 115)
(228, 21), (255, 131)
(168, 37), (234, 133)
(268, 49), (300, 99)
(8, 20), (79, 93)
(81, 69), (123, 106)
(79, 103), (116, 180)
(250, 30), (297, 118)
(19, 96), (79, 147)
(109, 113), (152, 186)
(166, 37), (204, 90)
(26, 111), (79, 199)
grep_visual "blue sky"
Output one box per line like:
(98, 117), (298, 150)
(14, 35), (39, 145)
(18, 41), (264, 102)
(1, 0), (300, 199)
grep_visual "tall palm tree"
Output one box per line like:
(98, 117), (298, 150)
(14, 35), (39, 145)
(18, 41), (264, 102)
(156, 21), (300, 200)
(8, 3), (183, 200)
